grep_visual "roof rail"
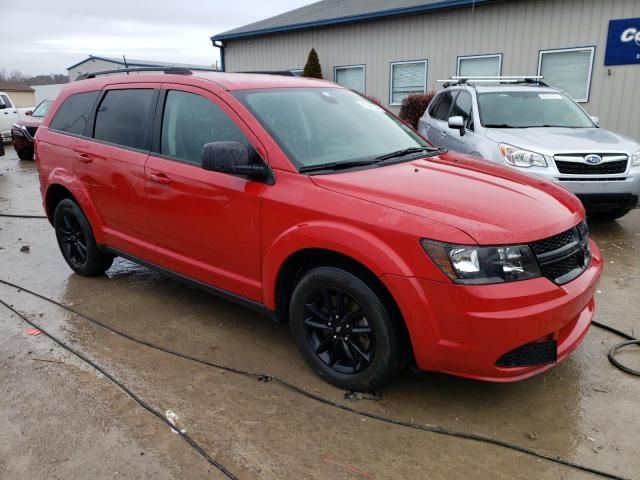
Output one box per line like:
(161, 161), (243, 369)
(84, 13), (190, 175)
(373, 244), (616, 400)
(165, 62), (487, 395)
(75, 67), (194, 81)
(437, 76), (548, 88)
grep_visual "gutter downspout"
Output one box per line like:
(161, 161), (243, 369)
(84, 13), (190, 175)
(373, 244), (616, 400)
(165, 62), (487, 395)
(212, 40), (225, 72)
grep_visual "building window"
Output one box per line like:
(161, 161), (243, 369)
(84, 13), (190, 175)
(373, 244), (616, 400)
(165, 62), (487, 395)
(389, 60), (428, 105)
(457, 54), (502, 77)
(538, 47), (595, 103)
(334, 65), (365, 93)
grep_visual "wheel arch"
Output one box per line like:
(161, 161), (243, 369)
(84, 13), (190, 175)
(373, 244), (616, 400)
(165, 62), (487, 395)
(273, 247), (413, 362)
(44, 175), (105, 243)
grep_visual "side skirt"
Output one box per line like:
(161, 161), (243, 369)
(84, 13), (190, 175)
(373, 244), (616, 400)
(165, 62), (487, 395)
(103, 246), (278, 321)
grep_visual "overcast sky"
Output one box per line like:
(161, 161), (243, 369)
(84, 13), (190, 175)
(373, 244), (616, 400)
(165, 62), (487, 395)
(1, 0), (313, 76)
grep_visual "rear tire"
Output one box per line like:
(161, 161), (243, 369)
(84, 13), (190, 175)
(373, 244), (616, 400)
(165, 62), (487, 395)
(588, 208), (631, 221)
(290, 267), (406, 391)
(17, 146), (33, 160)
(54, 199), (113, 276)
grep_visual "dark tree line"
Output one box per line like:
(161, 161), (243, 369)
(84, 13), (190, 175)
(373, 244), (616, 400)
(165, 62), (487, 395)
(0, 69), (69, 85)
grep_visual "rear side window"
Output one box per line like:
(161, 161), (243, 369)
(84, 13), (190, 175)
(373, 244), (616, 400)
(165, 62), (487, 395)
(94, 89), (156, 150)
(450, 91), (473, 129)
(161, 90), (248, 165)
(0, 94), (11, 107)
(432, 91), (455, 120)
(49, 91), (99, 135)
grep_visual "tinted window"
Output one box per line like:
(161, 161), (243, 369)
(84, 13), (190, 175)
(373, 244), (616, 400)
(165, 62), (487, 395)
(432, 91), (454, 120)
(94, 89), (155, 150)
(450, 91), (473, 129)
(50, 91), (99, 135)
(0, 95), (11, 107)
(161, 90), (248, 165)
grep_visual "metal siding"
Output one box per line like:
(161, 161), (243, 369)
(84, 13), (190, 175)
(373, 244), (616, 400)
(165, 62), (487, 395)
(223, 0), (640, 140)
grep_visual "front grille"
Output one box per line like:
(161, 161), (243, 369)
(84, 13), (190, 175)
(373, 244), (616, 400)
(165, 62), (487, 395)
(496, 340), (557, 367)
(25, 126), (38, 137)
(555, 159), (627, 175)
(530, 222), (590, 284)
(530, 229), (576, 255)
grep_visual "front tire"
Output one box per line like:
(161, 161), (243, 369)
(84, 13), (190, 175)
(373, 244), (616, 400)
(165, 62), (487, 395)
(17, 146), (34, 160)
(290, 267), (405, 391)
(54, 199), (113, 276)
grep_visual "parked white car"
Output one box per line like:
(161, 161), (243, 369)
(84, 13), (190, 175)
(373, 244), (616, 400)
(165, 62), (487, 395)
(418, 77), (640, 220)
(0, 92), (33, 142)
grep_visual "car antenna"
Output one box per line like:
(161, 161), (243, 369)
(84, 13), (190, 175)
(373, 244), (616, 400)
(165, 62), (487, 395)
(123, 54), (129, 74)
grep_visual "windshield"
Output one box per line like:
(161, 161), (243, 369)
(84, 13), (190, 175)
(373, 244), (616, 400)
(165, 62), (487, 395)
(478, 91), (595, 128)
(31, 100), (53, 118)
(234, 88), (431, 169)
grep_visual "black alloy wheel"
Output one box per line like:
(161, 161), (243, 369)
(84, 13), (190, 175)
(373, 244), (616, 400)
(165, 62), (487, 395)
(54, 199), (113, 276)
(290, 267), (406, 391)
(304, 287), (375, 374)
(58, 211), (88, 269)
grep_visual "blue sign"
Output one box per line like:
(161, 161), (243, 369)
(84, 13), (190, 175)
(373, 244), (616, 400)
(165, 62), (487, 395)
(605, 18), (640, 66)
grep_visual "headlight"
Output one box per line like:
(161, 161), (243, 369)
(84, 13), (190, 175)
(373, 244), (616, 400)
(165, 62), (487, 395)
(421, 240), (541, 284)
(499, 144), (548, 167)
(632, 149), (640, 167)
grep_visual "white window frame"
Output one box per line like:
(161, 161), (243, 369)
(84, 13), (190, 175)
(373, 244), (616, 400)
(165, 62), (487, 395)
(537, 46), (595, 103)
(389, 59), (428, 106)
(456, 53), (503, 77)
(333, 64), (366, 93)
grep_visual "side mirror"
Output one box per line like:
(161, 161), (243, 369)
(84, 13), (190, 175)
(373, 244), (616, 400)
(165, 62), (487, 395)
(448, 116), (465, 136)
(0, 103), (6, 110)
(25, 111), (32, 116)
(590, 115), (600, 126)
(202, 141), (269, 182)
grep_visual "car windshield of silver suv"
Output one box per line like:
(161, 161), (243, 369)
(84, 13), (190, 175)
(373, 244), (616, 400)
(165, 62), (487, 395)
(478, 91), (595, 129)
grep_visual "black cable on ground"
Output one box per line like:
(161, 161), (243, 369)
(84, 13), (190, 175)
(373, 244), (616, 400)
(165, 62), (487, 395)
(0, 278), (630, 480)
(0, 213), (48, 219)
(592, 320), (640, 377)
(0, 296), (239, 480)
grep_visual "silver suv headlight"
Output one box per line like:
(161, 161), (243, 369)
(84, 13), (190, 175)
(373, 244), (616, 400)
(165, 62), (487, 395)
(421, 240), (541, 284)
(632, 149), (640, 167)
(499, 143), (548, 167)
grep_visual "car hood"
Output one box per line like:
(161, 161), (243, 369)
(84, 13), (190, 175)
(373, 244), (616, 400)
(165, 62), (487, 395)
(310, 152), (584, 245)
(485, 127), (640, 155)
(15, 117), (43, 128)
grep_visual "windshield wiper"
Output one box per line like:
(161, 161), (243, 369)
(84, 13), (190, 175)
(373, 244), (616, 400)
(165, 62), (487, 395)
(299, 159), (380, 173)
(374, 147), (438, 162)
(484, 124), (518, 128)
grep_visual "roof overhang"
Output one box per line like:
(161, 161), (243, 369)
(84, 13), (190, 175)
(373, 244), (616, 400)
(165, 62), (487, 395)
(212, 0), (496, 42)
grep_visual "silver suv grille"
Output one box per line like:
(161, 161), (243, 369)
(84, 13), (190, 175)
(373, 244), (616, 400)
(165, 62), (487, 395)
(553, 153), (628, 175)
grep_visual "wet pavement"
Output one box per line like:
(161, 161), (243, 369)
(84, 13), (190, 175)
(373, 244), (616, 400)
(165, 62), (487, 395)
(1, 144), (638, 479)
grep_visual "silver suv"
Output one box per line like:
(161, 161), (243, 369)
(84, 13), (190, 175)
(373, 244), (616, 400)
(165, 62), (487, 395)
(418, 77), (640, 220)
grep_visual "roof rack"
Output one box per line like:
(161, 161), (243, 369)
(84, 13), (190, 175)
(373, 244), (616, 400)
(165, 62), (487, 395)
(437, 76), (548, 88)
(75, 67), (194, 81)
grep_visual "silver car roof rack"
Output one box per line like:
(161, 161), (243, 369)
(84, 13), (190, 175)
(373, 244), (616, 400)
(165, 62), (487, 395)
(75, 67), (196, 81)
(437, 76), (548, 88)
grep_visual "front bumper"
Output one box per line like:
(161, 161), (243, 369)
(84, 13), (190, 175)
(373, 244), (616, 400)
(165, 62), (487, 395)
(11, 124), (34, 152)
(382, 240), (603, 382)
(526, 166), (640, 209)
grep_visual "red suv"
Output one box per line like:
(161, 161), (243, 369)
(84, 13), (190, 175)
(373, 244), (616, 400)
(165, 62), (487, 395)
(35, 69), (603, 390)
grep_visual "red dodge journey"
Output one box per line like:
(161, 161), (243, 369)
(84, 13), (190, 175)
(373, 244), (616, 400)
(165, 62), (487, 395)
(34, 69), (603, 390)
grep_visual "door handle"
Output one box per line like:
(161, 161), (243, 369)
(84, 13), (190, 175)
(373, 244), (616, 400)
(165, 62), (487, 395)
(74, 152), (93, 164)
(441, 131), (448, 137)
(148, 172), (172, 185)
